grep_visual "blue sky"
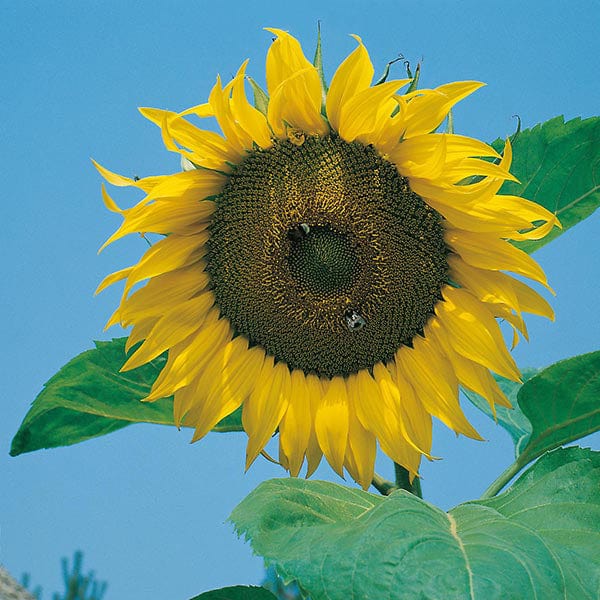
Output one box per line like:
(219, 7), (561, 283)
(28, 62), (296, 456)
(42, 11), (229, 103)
(2, 1), (599, 598)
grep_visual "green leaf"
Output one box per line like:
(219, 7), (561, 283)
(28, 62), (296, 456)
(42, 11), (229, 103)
(11, 338), (243, 456)
(247, 76), (269, 116)
(374, 56), (404, 86)
(492, 115), (600, 254)
(462, 369), (537, 456)
(515, 350), (600, 467)
(312, 22), (328, 103)
(231, 448), (600, 600)
(189, 586), (277, 600)
(479, 447), (600, 598)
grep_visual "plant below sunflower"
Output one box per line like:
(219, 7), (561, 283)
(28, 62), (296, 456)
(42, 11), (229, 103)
(12, 28), (600, 600)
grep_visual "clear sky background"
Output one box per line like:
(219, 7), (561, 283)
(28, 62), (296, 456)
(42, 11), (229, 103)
(2, 1), (599, 598)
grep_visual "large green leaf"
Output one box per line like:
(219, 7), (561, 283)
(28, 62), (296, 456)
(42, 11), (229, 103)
(466, 352), (600, 468)
(462, 368), (537, 456)
(189, 586), (277, 600)
(515, 350), (600, 468)
(479, 447), (600, 598)
(231, 448), (600, 600)
(10, 338), (242, 456)
(492, 115), (600, 254)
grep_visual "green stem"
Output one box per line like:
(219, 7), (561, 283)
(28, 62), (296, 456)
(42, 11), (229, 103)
(480, 460), (523, 499)
(394, 464), (423, 498)
(371, 473), (397, 496)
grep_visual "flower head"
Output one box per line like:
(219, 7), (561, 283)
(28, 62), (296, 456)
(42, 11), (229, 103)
(96, 29), (559, 489)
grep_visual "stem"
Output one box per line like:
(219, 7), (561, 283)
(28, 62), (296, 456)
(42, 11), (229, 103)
(394, 464), (423, 498)
(480, 460), (523, 499)
(371, 473), (397, 496)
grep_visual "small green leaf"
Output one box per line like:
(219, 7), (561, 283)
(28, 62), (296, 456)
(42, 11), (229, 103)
(189, 585), (277, 600)
(247, 76), (269, 115)
(11, 338), (243, 456)
(374, 56), (403, 86)
(404, 61), (420, 93)
(516, 350), (600, 467)
(312, 22), (328, 107)
(462, 368), (538, 456)
(231, 448), (600, 600)
(492, 115), (600, 254)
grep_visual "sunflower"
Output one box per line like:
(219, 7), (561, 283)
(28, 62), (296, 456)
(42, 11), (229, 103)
(96, 29), (559, 490)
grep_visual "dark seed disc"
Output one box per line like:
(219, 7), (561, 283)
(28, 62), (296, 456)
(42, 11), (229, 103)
(206, 135), (448, 377)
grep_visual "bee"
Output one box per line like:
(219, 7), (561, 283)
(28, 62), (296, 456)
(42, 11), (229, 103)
(344, 308), (366, 332)
(288, 223), (311, 243)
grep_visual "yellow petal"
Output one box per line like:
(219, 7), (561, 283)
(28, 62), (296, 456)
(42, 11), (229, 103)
(209, 75), (253, 154)
(446, 228), (551, 290)
(491, 303), (529, 345)
(395, 340), (482, 439)
(389, 364), (434, 458)
(352, 369), (417, 472)
(439, 286), (521, 381)
(344, 404), (376, 490)
(121, 292), (215, 371)
(337, 78), (410, 142)
(486, 195), (561, 241)
(326, 35), (374, 132)
(123, 234), (207, 295)
(393, 132), (448, 180)
(440, 157), (518, 185)
(402, 81), (484, 138)
(420, 195), (535, 235)
(267, 67), (328, 138)
(92, 159), (164, 192)
(243, 358), (291, 469)
(305, 373), (324, 477)
(140, 107), (239, 171)
(427, 318), (511, 411)
(124, 318), (155, 352)
(314, 376), (349, 477)
(100, 184), (125, 215)
(409, 172), (504, 208)
(264, 28), (314, 92)
(135, 169), (225, 209)
(101, 199), (215, 250)
(145, 311), (232, 401)
(185, 340), (265, 436)
(449, 254), (554, 321)
(449, 255), (520, 311)
(391, 133), (500, 168)
(373, 363), (433, 457)
(183, 337), (263, 438)
(95, 266), (132, 295)
(279, 369), (312, 477)
(510, 276), (555, 320)
(230, 61), (273, 149)
(117, 266), (208, 326)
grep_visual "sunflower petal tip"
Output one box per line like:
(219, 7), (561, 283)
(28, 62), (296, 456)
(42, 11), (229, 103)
(467, 80), (486, 90)
(119, 360), (135, 373)
(264, 26), (285, 38)
(191, 429), (206, 444)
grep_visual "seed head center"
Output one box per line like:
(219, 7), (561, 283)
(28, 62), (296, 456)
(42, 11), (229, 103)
(206, 135), (448, 377)
(288, 224), (358, 295)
